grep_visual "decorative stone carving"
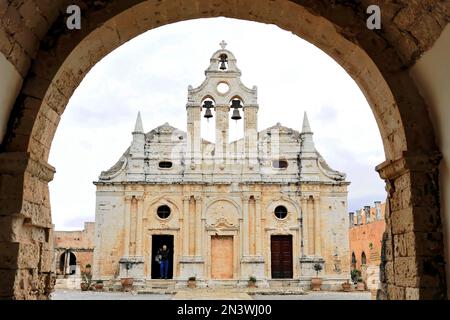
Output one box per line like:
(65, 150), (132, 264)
(206, 200), (239, 230)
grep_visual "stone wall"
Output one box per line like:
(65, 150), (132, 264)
(0, 0), (448, 299)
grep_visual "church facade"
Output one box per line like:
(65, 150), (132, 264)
(93, 42), (351, 289)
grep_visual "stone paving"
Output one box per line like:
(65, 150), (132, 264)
(50, 289), (371, 300)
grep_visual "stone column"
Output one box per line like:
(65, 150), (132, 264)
(123, 196), (132, 257)
(186, 105), (201, 164)
(195, 195), (202, 257)
(376, 152), (447, 300)
(136, 196), (144, 257)
(249, 196), (257, 256)
(0, 152), (56, 299)
(242, 195), (250, 256)
(244, 105), (258, 166)
(189, 197), (195, 256)
(313, 196), (321, 256)
(215, 105), (230, 165)
(300, 197), (309, 256)
(307, 197), (315, 255)
(255, 196), (262, 256)
(182, 196), (190, 256)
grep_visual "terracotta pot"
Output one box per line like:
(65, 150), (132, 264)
(342, 282), (351, 292)
(80, 283), (89, 291)
(95, 283), (104, 291)
(248, 281), (256, 288)
(311, 277), (323, 291)
(188, 280), (196, 289)
(120, 277), (134, 291)
(357, 282), (366, 291)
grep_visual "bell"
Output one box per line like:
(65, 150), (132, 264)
(204, 108), (213, 119)
(203, 100), (213, 109)
(231, 108), (242, 120)
(219, 54), (228, 70)
(231, 100), (242, 109)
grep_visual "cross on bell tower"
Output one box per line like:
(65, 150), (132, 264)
(219, 40), (227, 49)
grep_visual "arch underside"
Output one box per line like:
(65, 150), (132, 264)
(0, 0), (447, 299)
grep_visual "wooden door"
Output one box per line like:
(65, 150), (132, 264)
(271, 235), (293, 279)
(211, 236), (233, 279)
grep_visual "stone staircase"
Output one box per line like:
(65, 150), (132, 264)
(144, 279), (176, 290)
(267, 279), (301, 288)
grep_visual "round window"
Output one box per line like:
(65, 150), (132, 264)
(217, 82), (229, 94)
(157, 205), (171, 219)
(274, 205), (288, 219)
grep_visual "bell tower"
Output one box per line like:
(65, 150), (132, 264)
(185, 41), (259, 181)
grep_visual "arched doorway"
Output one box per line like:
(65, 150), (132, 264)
(351, 252), (357, 270)
(0, 0), (447, 300)
(59, 251), (77, 276)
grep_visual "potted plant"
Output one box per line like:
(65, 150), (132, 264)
(311, 263), (323, 291)
(248, 276), (257, 288)
(94, 280), (104, 291)
(342, 280), (352, 292)
(80, 272), (92, 291)
(85, 264), (92, 274)
(188, 276), (196, 289)
(120, 262), (134, 291)
(351, 269), (361, 284)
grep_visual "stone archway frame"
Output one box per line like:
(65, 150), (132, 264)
(0, 0), (446, 299)
(145, 195), (181, 224)
(265, 196), (301, 221)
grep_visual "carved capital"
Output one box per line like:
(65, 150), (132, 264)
(376, 151), (441, 180)
(0, 152), (55, 183)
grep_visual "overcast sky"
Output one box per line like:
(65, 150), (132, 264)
(48, 17), (386, 231)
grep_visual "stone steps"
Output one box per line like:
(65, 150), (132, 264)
(145, 279), (176, 289)
(267, 279), (301, 288)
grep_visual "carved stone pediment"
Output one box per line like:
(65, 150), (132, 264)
(206, 200), (239, 230)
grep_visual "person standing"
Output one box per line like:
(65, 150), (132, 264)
(157, 245), (170, 279)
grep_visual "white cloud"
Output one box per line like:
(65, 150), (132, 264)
(49, 17), (386, 230)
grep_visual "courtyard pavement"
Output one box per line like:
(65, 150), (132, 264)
(50, 289), (371, 300)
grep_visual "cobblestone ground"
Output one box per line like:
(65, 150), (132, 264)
(50, 289), (371, 300)
(252, 291), (371, 300)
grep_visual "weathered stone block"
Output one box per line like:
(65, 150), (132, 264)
(394, 257), (419, 287)
(405, 287), (420, 300)
(387, 285), (405, 300)
(393, 232), (416, 257)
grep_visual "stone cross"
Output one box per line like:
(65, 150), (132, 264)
(220, 40), (227, 49)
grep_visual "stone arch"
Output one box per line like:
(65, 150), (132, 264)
(2, 0), (421, 161)
(361, 251), (367, 266)
(59, 250), (77, 275)
(229, 95), (246, 105)
(0, 0), (446, 299)
(204, 197), (242, 219)
(266, 196), (301, 218)
(351, 252), (357, 270)
(146, 195), (181, 221)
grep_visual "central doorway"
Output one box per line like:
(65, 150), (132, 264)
(271, 235), (293, 279)
(151, 235), (174, 279)
(211, 236), (234, 279)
